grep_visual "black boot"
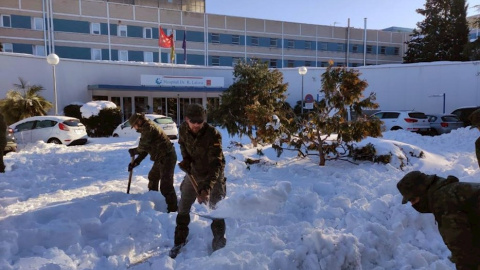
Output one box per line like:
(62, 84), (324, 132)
(169, 243), (184, 259)
(211, 219), (226, 251)
(164, 191), (178, 213)
(167, 204), (178, 213)
(170, 213), (190, 258)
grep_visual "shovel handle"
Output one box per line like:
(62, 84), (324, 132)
(127, 156), (134, 194)
(188, 173), (200, 195)
(179, 163), (207, 204)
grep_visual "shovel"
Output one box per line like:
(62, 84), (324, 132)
(127, 156), (134, 194)
(178, 163), (223, 220)
(180, 166), (207, 204)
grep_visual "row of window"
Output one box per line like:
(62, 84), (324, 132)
(210, 33), (399, 55)
(3, 42), (372, 68)
(0, 14), (400, 55)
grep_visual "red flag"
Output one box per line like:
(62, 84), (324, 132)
(158, 27), (172, 48)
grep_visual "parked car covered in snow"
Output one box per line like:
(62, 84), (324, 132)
(371, 110), (430, 134)
(10, 116), (88, 146)
(450, 106), (480, 126)
(4, 126), (17, 154)
(426, 114), (464, 135)
(112, 114), (178, 140)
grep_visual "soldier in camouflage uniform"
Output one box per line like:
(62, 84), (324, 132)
(0, 112), (6, 173)
(127, 113), (178, 213)
(169, 104), (226, 258)
(397, 171), (480, 270)
(469, 108), (480, 168)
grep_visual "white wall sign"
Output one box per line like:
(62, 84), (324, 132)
(141, 75), (224, 88)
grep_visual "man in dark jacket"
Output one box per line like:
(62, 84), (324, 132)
(127, 113), (178, 213)
(397, 171), (480, 270)
(0, 112), (6, 173)
(169, 104), (226, 258)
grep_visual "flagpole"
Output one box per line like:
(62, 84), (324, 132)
(158, 26), (162, 64)
(183, 27), (187, 64)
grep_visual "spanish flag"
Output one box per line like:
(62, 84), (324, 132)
(158, 27), (172, 48)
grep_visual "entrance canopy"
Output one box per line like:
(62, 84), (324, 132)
(87, 84), (227, 92)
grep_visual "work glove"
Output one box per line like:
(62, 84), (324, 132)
(178, 160), (191, 174)
(128, 159), (140, 172)
(197, 188), (210, 205)
(128, 148), (138, 157)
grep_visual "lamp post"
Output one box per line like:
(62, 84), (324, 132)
(298, 66), (307, 114)
(428, 93), (446, 114)
(46, 53), (60, 115)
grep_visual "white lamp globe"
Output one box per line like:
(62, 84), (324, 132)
(298, 66), (307, 75)
(46, 53), (60, 65)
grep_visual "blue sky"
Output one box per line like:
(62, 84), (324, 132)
(206, 0), (480, 30)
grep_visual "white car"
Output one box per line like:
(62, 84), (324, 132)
(112, 114), (178, 140)
(10, 116), (88, 145)
(371, 111), (431, 134)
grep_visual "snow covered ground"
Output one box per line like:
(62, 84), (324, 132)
(1, 126), (479, 270)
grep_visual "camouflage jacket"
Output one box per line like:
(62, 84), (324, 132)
(135, 119), (174, 162)
(422, 175), (480, 266)
(178, 122), (225, 192)
(469, 108), (480, 128)
(0, 113), (6, 147)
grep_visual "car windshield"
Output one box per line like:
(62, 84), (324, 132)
(153, 117), (174, 125)
(63, 119), (83, 127)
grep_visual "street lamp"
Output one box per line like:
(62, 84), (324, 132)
(46, 53), (60, 115)
(428, 93), (446, 113)
(298, 66), (307, 114)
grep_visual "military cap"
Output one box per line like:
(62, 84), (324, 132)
(469, 108), (480, 128)
(185, 104), (206, 122)
(128, 113), (145, 128)
(397, 171), (434, 204)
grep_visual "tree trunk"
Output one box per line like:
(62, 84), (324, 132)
(249, 134), (258, 147)
(318, 143), (326, 166)
(317, 130), (326, 166)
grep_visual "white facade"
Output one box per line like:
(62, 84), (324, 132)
(1, 53), (480, 118)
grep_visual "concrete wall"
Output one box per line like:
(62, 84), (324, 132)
(283, 61), (480, 114)
(1, 52), (480, 115)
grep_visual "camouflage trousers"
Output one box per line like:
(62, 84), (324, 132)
(148, 151), (178, 212)
(476, 137), (480, 169)
(174, 172), (226, 246)
(455, 263), (480, 270)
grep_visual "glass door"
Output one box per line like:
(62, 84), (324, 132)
(153, 97), (166, 115)
(134, 96), (148, 113)
(167, 97), (178, 123)
(123, 97), (132, 121)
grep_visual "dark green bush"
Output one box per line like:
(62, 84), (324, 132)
(81, 108), (122, 137)
(352, 143), (391, 164)
(64, 104), (82, 119)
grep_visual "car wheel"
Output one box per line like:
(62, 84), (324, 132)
(391, 126), (402, 130)
(113, 134), (119, 137)
(48, 138), (62, 144)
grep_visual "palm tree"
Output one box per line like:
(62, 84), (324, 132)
(0, 77), (53, 125)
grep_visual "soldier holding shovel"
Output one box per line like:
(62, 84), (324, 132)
(127, 113), (178, 213)
(169, 104), (227, 258)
